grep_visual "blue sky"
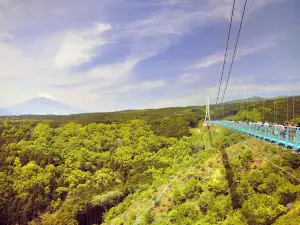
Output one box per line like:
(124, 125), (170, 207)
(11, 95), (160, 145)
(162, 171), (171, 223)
(0, 0), (299, 112)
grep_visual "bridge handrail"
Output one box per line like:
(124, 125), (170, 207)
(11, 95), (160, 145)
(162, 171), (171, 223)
(208, 120), (300, 150)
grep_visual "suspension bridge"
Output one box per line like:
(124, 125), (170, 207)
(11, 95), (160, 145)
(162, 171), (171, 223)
(203, 0), (299, 152)
(207, 119), (300, 152)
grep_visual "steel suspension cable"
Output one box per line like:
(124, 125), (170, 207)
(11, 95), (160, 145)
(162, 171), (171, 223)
(275, 98), (278, 124)
(246, 86), (248, 120)
(253, 85), (256, 111)
(215, 0), (236, 105)
(273, 85), (277, 123)
(273, 98), (276, 123)
(220, 0), (248, 104)
(293, 71), (295, 119)
(287, 94), (289, 122)
(263, 86), (265, 122)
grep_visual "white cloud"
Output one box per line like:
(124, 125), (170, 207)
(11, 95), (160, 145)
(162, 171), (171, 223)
(88, 58), (137, 82)
(0, 27), (165, 110)
(208, 0), (281, 21)
(144, 79), (300, 109)
(115, 0), (281, 80)
(195, 54), (224, 69)
(0, 32), (13, 41)
(116, 80), (166, 93)
(0, 0), (288, 111)
(194, 40), (276, 69)
(54, 23), (111, 68)
(176, 72), (209, 86)
(0, 39), (56, 80)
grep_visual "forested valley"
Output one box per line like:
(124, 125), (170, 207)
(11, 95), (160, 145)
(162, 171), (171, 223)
(0, 97), (300, 225)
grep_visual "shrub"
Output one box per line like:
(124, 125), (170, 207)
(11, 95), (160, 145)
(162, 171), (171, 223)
(241, 194), (286, 225)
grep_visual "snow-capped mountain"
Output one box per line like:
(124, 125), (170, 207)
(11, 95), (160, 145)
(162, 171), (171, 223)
(1, 94), (82, 115)
(35, 93), (58, 101)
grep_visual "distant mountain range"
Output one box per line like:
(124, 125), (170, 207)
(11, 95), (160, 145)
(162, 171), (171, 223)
(0, 94), (82, 116)
(225, 97), (265, 104)
(224, 95), (291, 104)
(1, 94), (297, 116)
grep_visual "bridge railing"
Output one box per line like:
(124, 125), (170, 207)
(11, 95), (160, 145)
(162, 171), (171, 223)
(208, 120), (300, 150)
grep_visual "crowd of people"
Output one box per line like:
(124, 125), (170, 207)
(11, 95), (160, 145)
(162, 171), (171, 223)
(224, 120), (300, 142)
(228, 120), (300, 128)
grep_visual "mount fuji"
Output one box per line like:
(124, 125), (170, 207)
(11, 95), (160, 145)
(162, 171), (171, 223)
(1, 94), (82, 115)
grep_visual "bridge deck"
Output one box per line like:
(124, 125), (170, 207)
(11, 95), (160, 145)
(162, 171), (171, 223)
(208, 121), (300, 152)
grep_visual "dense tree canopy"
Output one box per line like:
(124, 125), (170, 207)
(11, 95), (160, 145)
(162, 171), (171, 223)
(0, 107), (300, 225)
(0, 119), (198, 224)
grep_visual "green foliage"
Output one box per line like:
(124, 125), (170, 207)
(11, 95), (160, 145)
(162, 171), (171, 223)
(168, 202), (201, 224)
(224, 138), (300, 225)
(214, 95), (300, 122)
(228, 109), (262, 122)
(235, 178), (255, 205)
(182, 178), (203, 199)
(273, 200), (300, 225)
(0, 119), (199, 224)
(2, 106), (204, 138)
(238, 149), (252, 168)
(1, 117), (300, 225)
(151, 116), (190, 138)
(280, 152), (300, 169)
(207, 167), (228, 195)
(198, 191), (215, 214)
(223, 210), (247, 225)
(241, 194), (286, 225)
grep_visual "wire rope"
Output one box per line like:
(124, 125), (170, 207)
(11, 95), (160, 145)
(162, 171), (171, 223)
(220, 0), (248, 104)
(216, 0), (236, 105)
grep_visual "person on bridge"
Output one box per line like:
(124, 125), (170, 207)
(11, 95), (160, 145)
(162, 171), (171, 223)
(279, 122), (285, 139)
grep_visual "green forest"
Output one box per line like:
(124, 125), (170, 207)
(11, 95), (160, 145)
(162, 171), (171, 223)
(0, 96), (300, 225)
(5, 95), (300, 125)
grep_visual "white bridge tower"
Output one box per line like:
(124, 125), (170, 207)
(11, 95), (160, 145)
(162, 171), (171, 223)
(204, 98), (211, 126)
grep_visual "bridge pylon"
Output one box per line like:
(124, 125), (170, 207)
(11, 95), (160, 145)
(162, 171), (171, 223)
(203, 98), (211, 126)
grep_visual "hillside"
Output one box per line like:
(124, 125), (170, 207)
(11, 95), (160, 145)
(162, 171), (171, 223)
(0, 107), (205, 139)
(213, 95), (300, 123)
(2, 96), (300, 126)
(0, 96), (300, 225)
(0, 117), (299, 225)
(224, 95), (291, 105)
(225, 96), (265, 104)
(0, 118), (203, 225)
(0, 106), (204, 124)
(103, 128), (300, 225)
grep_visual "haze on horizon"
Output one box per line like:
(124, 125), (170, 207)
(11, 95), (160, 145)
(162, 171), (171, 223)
(0, 0), (299, 112)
